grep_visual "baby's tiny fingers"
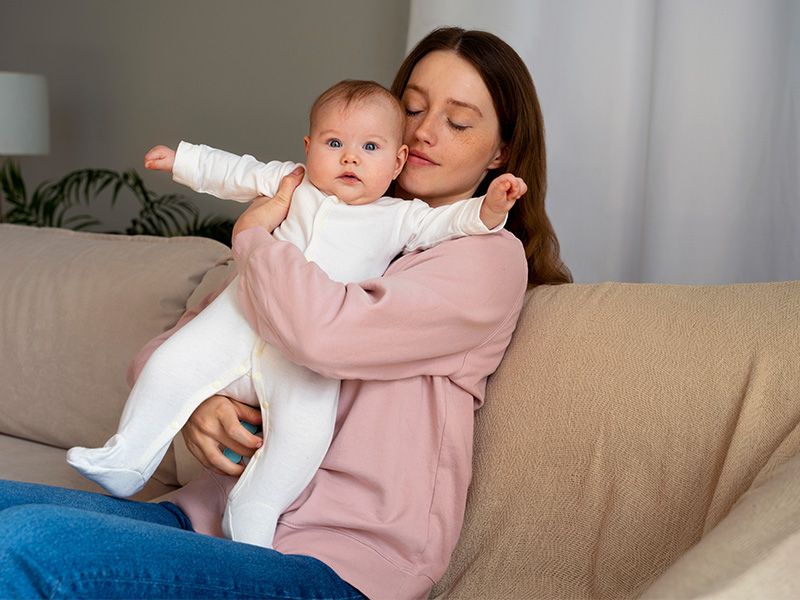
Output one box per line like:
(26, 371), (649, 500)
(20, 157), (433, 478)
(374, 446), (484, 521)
(511, 178), (526, 198)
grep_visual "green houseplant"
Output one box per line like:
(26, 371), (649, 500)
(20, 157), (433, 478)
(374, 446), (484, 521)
(0, 160), (235, 245)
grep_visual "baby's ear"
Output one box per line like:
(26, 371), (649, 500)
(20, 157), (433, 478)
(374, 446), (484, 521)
(393, 144), (409, 179)
(303, 136), (311, 155)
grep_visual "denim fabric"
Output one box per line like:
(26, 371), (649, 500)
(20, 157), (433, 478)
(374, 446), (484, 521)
(0, 480), (367, 599)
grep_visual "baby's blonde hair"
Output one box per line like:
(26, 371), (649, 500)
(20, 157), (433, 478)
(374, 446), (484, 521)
(309, 79), (405, 141)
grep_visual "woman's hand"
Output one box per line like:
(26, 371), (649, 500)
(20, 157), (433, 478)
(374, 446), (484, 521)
(232, 166), (305, 242)
(181, 395), (263, 477)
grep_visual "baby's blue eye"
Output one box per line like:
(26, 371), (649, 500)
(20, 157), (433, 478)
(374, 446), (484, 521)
(364, 142), (378, 151)
(327, 139), (342, 148)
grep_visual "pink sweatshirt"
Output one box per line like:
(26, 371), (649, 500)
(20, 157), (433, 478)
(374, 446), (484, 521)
(129, 226), (527, 599)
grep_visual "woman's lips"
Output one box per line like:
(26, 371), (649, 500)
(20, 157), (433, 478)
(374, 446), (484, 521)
(407, 151), (438, 167)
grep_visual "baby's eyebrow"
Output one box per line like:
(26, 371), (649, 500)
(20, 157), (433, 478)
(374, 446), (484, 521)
(317, 130), (389, 144)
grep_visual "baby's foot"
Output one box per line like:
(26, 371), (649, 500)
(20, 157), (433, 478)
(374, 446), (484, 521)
(222, 499), (280, 549)
(66, 434), (148, 497)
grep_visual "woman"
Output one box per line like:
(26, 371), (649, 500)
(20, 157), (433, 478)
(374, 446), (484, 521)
(0, 27), (570, 599)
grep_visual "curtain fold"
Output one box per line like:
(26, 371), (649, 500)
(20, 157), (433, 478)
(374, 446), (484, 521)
(408, 0), (799, 283)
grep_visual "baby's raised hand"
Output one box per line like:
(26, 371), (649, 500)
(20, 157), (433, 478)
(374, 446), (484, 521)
(481, 173), (528, 229)
(144, 145), (176, 173)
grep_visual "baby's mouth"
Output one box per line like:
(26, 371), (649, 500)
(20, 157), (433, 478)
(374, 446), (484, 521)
(338, 172), (361, 184)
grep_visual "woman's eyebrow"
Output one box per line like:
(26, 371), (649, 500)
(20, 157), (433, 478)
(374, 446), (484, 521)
(448, 98), (483, 117)
(405, 84), (483, 117)
(405, 83), (427, 96)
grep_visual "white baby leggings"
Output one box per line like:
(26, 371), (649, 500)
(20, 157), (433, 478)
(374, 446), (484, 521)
(66, 274), (340, 549)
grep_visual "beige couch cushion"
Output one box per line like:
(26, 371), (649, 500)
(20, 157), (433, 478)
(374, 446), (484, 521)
(432, 281), (800, 600)
(0, 224), (232, 487)
(0, 433), (175, 501)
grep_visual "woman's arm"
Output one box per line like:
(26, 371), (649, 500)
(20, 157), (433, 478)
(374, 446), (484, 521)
(232, 226), (528, 382)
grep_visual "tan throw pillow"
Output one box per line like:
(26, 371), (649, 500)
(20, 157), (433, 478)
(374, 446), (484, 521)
(0, 224), (232, 486)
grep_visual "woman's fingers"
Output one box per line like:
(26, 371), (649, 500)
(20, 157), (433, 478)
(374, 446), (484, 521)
(231, 165), (304, 241)
(233, 399), (262, 426)
(182, 395), (251, 475)
(185, 433), (242, 477)
(205, 442), (246, 477)
(183, 422), (238, 476)
(187, 419), (246, 477)
(273, 166), (305, 209)
(221, 408), (263, 457)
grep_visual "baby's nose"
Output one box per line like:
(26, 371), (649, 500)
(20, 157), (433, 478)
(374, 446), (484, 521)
(341, 152), (359, 164)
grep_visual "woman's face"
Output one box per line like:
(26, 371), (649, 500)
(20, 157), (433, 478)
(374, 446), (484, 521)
(395, 50), (507, 207)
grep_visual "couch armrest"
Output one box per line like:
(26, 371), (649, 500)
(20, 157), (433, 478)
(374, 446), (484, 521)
(641, 451), (800, 599)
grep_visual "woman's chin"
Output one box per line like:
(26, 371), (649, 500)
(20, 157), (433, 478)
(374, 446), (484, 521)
(396, 172), (435, 201)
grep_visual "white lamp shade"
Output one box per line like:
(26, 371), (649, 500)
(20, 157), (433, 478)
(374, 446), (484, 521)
(0, 72), (50, 155)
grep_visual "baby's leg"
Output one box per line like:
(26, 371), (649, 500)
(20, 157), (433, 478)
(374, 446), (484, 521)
(67, 276), (259, 497)
(221, 342), (340, 548)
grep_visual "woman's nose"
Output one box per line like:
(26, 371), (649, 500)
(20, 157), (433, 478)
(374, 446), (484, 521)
(412, 113), (437, 145)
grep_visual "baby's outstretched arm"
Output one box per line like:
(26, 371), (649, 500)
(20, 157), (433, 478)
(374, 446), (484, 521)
(144, 145), (176, 173)
(481, 173), (528, 229)
(147, 141), (293, 203)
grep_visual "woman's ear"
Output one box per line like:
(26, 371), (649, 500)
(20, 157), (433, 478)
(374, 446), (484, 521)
(487, 143), (509, 170)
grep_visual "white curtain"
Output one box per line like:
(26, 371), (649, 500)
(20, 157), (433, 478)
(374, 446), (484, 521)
(408, 0), (799, 284)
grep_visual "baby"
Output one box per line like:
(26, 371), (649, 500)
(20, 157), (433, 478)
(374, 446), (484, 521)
(67, 79), (526, 549)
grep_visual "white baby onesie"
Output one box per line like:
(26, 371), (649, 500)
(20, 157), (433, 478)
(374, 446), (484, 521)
(66, 141), (505, 549)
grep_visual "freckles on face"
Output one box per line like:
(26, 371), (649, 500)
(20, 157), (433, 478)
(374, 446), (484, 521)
(396, 50), (505, 207)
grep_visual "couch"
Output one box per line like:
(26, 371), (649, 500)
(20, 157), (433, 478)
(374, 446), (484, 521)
(1, 222), (799, 599)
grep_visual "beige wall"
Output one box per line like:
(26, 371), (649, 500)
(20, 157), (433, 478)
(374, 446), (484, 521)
(0, 1), (410, 232)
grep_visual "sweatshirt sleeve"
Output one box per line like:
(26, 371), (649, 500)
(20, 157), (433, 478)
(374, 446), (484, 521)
(399, 195), (508, 253)
(231, 225), (527, 382)
(172, 141), (295, 203)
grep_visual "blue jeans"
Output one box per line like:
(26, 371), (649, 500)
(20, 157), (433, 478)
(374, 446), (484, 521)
(0, 479), (367, 599)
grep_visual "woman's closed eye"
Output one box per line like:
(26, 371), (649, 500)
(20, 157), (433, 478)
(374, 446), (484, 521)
(327, 138), (343, 148)
(406, 106), (469, 132)
(447, 119), (469, 132)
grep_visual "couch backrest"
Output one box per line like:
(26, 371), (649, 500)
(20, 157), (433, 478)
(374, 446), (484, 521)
(432, 280), (800, 599)
(0, 224), (233, 486)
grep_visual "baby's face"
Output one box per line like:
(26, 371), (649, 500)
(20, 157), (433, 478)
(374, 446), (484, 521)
(304, 98), (408, 205)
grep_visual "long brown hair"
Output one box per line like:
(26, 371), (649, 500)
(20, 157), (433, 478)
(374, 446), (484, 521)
(391, 27), (572, 287)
